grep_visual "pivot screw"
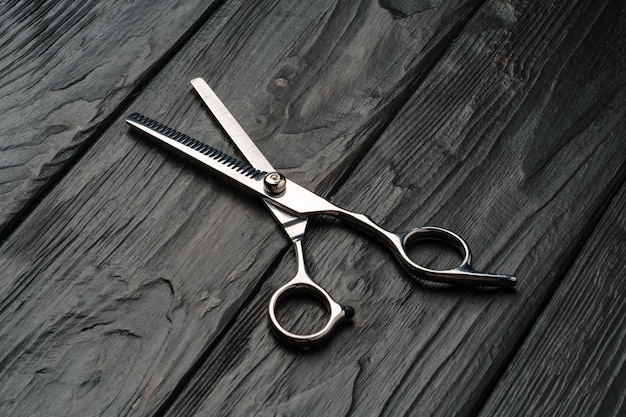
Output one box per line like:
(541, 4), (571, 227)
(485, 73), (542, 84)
(264, 172), (286, 196)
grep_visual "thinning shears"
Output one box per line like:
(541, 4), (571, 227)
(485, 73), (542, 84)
(126, 78), (516, 348)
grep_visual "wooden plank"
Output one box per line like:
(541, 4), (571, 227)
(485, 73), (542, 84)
(0, 0), (222, 236)
(161, 0), (626, 416)
(0, 0), (486, 416)
(477, 182), (626, 416)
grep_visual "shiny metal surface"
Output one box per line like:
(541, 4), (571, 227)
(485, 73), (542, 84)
(190, 78), (274, 172)
(263, 172), (287, 196)
(190, 78), (303, 240)
(126, 80), (517, 348)
(190, 79), (350, 347)
(268, 239), (353, 348)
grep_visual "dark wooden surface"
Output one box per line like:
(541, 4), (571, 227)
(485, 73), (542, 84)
(0, 0), (222, 237)
(478, 178), (626, 417)
(0, 0), (624, 416)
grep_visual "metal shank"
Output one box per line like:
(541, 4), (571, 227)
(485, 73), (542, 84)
(263, 181), (517, 287)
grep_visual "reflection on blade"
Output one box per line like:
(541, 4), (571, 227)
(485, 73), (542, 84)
(125, 112), (268, 192)
(190, 78), (309, 241)
(190, 78), (275, 172)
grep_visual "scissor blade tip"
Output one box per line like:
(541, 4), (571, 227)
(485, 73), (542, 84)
(125, 113), (144, 126)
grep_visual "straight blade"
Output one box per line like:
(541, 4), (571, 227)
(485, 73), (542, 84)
(191, 78), (308, 241)
(190, 78), (275, 172)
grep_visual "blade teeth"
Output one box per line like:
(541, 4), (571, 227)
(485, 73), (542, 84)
(127, 113), (267, 179)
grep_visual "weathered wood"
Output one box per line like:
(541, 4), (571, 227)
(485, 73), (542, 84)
(0, 0), (487, 416)
(477, 182), (626, 416)
(0, 0), (221, 237)
(161, 0), (626, 416)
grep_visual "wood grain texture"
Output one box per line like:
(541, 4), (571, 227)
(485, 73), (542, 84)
(162, 0), (626, 416)
(0, 0), (486, 416)
(477, 181), (626, 416)
(0, 0), (222, 236)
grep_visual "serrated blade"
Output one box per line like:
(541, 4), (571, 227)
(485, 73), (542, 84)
(126, 112), (268, 195)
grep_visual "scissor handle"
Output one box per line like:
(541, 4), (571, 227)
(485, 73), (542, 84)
(268, 275), (354, 348)
(395, 226), (516, 286)
(268, 240), (354, 348)
(335, 211), (517, 287)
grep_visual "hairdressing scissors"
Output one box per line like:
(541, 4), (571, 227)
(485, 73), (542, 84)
(125, 78), (517, 348)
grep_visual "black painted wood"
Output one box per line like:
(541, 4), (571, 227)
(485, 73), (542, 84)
(477, 181), (626, 416)
(0, 0), (221, 237)
(0, 0), (487, 416)
(160, 0), (626, 416)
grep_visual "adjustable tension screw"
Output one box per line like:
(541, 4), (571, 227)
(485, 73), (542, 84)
(264, 172), (286, 196)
